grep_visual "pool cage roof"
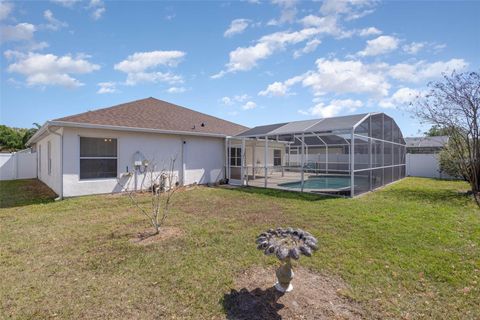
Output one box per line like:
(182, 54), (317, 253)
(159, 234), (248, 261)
(227, 112), (407, 197)
(236, 113), (371, 138)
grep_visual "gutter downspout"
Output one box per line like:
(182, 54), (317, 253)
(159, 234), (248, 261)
(47, 127), (63, 200)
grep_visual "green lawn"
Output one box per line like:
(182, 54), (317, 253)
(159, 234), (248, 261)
(0, 178), (479, 319)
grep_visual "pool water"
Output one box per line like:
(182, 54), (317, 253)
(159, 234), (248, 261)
(278, 175), (352, 190)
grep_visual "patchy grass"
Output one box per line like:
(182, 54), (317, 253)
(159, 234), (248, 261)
(0, 178), (479, 319)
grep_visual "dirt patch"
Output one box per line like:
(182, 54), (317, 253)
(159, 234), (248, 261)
(129, 227), (183, 246)
(223, 266), (365, 320)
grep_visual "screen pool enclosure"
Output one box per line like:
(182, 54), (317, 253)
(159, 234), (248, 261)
(226, 112), (406, 197)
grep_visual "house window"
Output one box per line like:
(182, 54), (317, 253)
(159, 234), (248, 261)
(47, 141), (52, 175)
(273, 149), (281, 166)
(80, 137), (117, 179)
(229, 147), (242, 167)
(38, 145), (42, 174)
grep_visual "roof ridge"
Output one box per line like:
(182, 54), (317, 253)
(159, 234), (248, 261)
(53, 97), (155, 121)
(54, 97), (248, 130)
(148, 97), (248, 128)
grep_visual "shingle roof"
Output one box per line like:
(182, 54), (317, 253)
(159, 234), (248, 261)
(54, 97), (248, 136)
(405, 136), (449, 148)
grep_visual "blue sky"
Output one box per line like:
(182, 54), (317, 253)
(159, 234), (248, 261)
(1, 0), (479, 136)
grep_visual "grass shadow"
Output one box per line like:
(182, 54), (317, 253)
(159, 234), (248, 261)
(220, 186), (336, 202)
(222, 287), (284, 320)
(0, 179), (57, 208)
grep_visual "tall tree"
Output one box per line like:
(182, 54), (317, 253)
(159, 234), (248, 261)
(22, 123), (41, 147)
(414, 71), (480, 205)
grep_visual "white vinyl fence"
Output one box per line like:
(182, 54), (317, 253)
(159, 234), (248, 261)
(0, 149), (37, 180)
(406, 153), (454, 179)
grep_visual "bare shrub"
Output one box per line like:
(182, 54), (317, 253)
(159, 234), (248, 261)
(118, 156), (180, 235)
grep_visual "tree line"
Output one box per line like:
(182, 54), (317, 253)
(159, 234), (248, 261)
(0, 124), (40, 152)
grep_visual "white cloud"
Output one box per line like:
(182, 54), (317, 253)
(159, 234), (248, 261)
(50, 0), (104, 20)
(302, 58), (390, 97)
(259, 81), (288, 97)
(320, 0), (376, 20)
(88, 0), (106, 20)
(213, 27), (324, 77)
(97, 81), (116, 94)
(241, 101), (257, 110)
(91, 7), (105, 20)
(221, 97), (233, 105)
(320, 0), (376, 21)
(299, 15), (342, 36)
(258, 75), (302, 96)
(402, 42), (426, 55)
(261, 57), (468, 112)
(211, 70), (227, 79)
(0, 2), (13, 21)
(6, 52), (100, 88)
(268, 0), (298, 26)
(124, 72), (183, 86)
(234, 94), (249, 102)
(114, 50), (186, 85)
(0, 23), (36, 43)
(379, 87), (420, 108)
(358, 27), (382, 37)
(220, 94), (250, 105)
(51, 0), (80, 8)
(24, 41), (49, 51)
(43, 10), (68, 31)
(167, 86), (186, 93)
(224, 19), (250, 37)
(433, 43), (447, 53)
(115, 50), (185, 73)
(388, 59), (468, 83)
(391, 88), (418, 104)
(293, 38), (321, 58)
(358, 35), (399, 56)
(213, 0), (379, 78)
(299, 99), (363, 118)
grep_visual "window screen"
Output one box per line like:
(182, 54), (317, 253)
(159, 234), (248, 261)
(80, 137), (117, 179)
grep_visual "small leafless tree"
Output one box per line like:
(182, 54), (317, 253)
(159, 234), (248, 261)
(413, 71), (480, 205)
(118, 156), (180, 235)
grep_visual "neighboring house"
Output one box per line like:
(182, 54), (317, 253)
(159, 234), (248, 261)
(405, 136), (449, 154)
(405, 136), (450, 178)
(27, 97), (247, 198)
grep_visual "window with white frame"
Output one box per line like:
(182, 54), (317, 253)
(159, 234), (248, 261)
(229, 147), (241, 167)
(273, 149), (281, 166)
(80, 137), (117, 179)
(47, 141), (52, 175)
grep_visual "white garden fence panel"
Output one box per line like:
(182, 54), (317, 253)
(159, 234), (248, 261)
(406, 153), (454, 179)
(0, 150), (37, 180)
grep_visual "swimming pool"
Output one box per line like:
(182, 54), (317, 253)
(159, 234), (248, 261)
(278, 175), (352, 190)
